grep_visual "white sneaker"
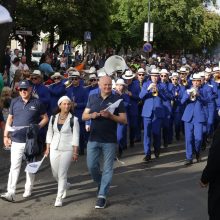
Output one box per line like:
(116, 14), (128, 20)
(23, 190), (32, 198)
(54, 197), (63, 207)
(1, 192), (15, 202)
(62, 182), (71, 199)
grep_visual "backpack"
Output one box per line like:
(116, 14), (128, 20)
(51, 115), (74, 132)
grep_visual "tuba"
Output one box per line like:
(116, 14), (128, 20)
(104, 55), (127, 76)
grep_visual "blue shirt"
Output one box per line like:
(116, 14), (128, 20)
(39, 63), (54, 76)
(9, 96), (46, 143)
(86, 92), (125, 143)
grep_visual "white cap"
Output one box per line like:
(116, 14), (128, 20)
(170, 72), (179, 78)
(115, 78), (126, 85)
(213, 67), (220, 72)
(191, 73), (201, 80)
(122, 70), (135, 79)
(57, 96), (71, 106)
(69, 70), (80, 77)
(32, 70), (41, 76)
(84, 66), (96, 74)
(179, 67), (186, 72)
(205, 67), (212, 73)
(89, 74), (97, 79)
(199, 71), (205, 77)
(97, 68), (107, 77)
(159, 69), (169, 74)
(137, 68), (145, 74)
(149, 68), (159, 75)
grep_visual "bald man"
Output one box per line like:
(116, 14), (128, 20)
(82, 76), (127, 209)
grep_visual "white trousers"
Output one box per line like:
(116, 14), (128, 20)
(50, 149), (73, 198)
(7, 142), (35, 194)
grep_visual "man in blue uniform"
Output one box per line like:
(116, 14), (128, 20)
(139, 68), (168, 162)
(66, 70), (88, 155)
(181, 73), (207, 165)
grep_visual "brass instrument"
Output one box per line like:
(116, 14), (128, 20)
(214, 74), (220, 83)
(152, 85), (158, 97)
(181, 78), (188, 86)
(189, 88), (197, 101)
(64, 79), (73, 88)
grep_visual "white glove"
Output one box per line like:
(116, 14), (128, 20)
(218, 109), (220, 117)
(147, 83), (154, 91)
(85, 125), (90, 132)
(186, 88), (193, 95)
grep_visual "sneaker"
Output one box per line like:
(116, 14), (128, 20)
(54, 197), (63, 207)
(62, 182), (71, 199)
(23, 190), (32, 198)
(95, 197), (106, 209)
(1, 192), (15, 202)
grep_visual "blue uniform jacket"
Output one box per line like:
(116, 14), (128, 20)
(66, 85), (88, 122)
(172, 84), (186, 114)
(139, 80), (168, 118)
(48, 82), (66, 112)
(127, 80), (141, 116)
(32, 83), (51, 116)
(181, 87), (207, 123)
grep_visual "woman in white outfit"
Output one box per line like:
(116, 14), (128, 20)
(45, 96), (79, 207)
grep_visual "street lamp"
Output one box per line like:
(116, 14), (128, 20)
(147, 0), (151, 42)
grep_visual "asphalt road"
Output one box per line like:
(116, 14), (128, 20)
(0, 139), (209, 220)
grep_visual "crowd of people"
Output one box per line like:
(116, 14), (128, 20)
(1, 48), (220, 216)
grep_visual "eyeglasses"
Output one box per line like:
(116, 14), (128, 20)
(138, 74), (144, 76)
(90, 79), (97, 82)
(19, 88), (28, 91)
(71, 77), (79, 81)
(31, 77), (38, 80)
(160, 75), (167, 77)
(54, 77), (60, 80)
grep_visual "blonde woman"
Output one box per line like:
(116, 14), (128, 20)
(45, 96), (79, 207)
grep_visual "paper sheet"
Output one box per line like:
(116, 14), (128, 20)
(104, 99), (123, 114)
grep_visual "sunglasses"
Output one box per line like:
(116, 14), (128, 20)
(160, 75), (167, 77)
(90, 79), (97, 82)
(19, 88), (28, 91)
(31, 77), (38, 80)
(72, 77), (79, 81)
(54, 77), (60, 80)
(138, 74), (144, 76)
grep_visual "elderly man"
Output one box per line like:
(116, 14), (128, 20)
(1, 80), (48, 202)
(82, 76), (127, 209)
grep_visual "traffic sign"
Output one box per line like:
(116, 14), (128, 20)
(143, 43), (152, 53)
(144, 22), (154, 42)
(15, 30), (32, 36)
(84, 31), (91, 41)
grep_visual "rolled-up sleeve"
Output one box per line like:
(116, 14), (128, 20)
(72, 117), (80, 147)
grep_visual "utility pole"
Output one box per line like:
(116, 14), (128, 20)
(147, 0), (151, 42)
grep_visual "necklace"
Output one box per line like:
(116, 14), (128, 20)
(59, 114), (67, 120)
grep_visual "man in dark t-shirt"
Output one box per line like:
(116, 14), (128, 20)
(82, 76), (127, 209)
(1, 80), (48, 202)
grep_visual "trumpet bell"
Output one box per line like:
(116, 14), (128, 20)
(214, 74), (220, 83)
(64, 79), (72, 88)
(152, 90), (158, 97)
(104, 55), (127, 76)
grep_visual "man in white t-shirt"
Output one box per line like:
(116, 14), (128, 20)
(19, 56), (29, 70)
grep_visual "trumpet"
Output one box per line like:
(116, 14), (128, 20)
(189, 88), (197, 101)
(64, 79), (73, 88)
(214, 74), (220, 83)
(181, 78), (188, 86)
(152, 86), (158, 97)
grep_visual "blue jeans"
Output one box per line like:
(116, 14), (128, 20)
(87, 141), (116, 198)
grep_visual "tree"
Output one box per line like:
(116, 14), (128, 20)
(0, 0), (17, 72)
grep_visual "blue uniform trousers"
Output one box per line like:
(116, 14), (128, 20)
(143, 116), (162, 156)
(128, 115), (138, 145)
(117, 123), (127, 150)
(184, 121), (203, 160)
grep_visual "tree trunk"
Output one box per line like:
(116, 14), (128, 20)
(0, 0), (17, 72)
(49, 27), (55, 52)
